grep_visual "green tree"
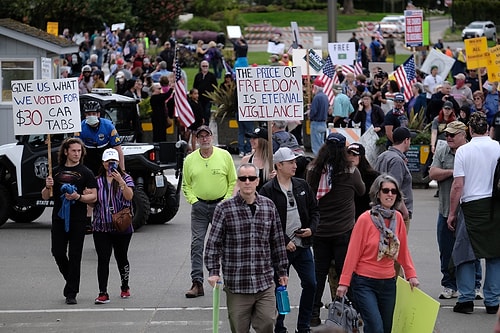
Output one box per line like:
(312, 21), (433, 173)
(132, 0), (185, 39)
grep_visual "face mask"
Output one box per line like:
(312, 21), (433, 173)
(86, 115), (99, 126)
(485, 84), (493, 92)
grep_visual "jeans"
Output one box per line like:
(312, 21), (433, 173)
(457, 258), (500, 306)
(312, 231), (351, 316)
(190, 201), (217, 282)
(351, 274), (396, 333)
(310, 121), (327, 156)
(275, 247), (316, 332)
(237, 121), (254, 155)
(437, 214), (483, 290)
(201, 101), (212, 126)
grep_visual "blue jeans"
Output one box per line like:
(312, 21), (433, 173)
(275, 247), (316, 332)
(351, 274), (396, 333)
(237, 121), (254, 155)
(190, 201), (217, 282)
(437, 214), (482, 290)
(457, 258), (500, 305)
(310, 121), (327, 156)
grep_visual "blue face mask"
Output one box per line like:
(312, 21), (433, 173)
(485, 84), (493, 92)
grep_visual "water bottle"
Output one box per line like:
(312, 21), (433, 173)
(276, 286), (291, 315)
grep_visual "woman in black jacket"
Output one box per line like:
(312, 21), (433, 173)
(352, 92), (385, 136)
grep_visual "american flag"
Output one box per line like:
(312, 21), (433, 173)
(394, 55), (417, 102)
(174, 51), (195, 127)
(341, 63), (363, 76)
(222, 57), (233, 78)
(316, 55), (336, 105)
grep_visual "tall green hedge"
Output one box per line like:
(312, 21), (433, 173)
(452, 0), (500, 26)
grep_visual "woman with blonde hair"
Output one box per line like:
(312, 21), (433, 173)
(238, 127), (272, 192)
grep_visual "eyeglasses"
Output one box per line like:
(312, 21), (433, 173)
(445, 132), (458, 138)
(201, 65), (209, 68)
(238, 176), (258, 182)
(197, 134), (212, 140)
(286, 190), (295, 207)
(380, 188), (398, 195)
(474, 97), (482, 100)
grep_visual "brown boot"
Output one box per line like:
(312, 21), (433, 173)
(185, 281), (204, 298)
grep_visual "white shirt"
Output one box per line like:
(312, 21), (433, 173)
(423, 74), (444, 99)
(454, 136), (500, 202)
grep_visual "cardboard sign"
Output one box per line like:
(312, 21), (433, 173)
(11, 78), (81, 135)
(111, 23), (125, 31)
(486, 45), (500, 82)
(267, 42), (286, 55)
(236, 66), (303, 121)
(226, 26), (242, 39)
(46, 22), (58, 37)
(464, 37), (489, 69)
(328, 42), (356, 66)
(291, 21), (301, 47)
(420, 48), (456, 77)
(404, 10), (424, 47)
(292, 49), (323, 76)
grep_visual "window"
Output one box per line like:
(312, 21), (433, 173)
(1, 60), (35, 102)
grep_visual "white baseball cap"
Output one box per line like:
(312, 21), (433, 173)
(273, 147), (301, 163)
(102, 148), (119, 162)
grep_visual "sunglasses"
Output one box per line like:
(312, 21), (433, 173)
(380, 188), (398, 195)
(286, 190), (295, 207)
(238, 176), (258, 182)
(445, 132), (458, 138)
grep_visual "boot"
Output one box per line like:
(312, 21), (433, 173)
(185, 281), (204, 298)
(310, 305), (321, 327)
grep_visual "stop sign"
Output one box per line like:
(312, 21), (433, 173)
(367, 22), (375, 31)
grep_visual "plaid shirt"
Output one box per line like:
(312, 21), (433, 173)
(205, 193), (288, 294)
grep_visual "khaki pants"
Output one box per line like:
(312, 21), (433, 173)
(225, 286), (277, 333)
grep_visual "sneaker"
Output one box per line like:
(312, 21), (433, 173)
(439, 287), (459, 299)
(475, 289), (484, 300)
(185, 281), (204, 298)
(121, 288), (131, 298)
(486, 304), (499, 314)
(65, 297), (77, 305)
(309, 316), (321, 327)
(239, 152), (244, 157)
(95, 292), (110, 304)
(453, 301), (474, 314)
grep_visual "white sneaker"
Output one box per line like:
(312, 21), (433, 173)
(439, 287), (459, 299)
(475, 289), (484, 300)
(238, 152), (244, 157)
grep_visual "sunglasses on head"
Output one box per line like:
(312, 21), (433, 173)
(381, 188), (398, 195)
(238, 176), (258, 182)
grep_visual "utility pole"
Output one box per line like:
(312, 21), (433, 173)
(328, 0), (337, 42)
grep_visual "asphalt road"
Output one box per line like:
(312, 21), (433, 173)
(0, 164), (497, 333)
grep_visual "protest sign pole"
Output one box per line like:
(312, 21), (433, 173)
(47, 134), (53, 197)
(306, 50), (312, 106)
(268, 121), (274, 173)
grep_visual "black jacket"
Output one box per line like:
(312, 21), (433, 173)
(259, 177), (319, 247)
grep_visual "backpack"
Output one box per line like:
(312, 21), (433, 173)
(325, 296), (363, 333)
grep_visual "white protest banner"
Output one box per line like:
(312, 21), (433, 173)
(267, 42), (286, 54)
(328, 42), (356, 66)
(111, 23), (125, 31)
(226, 26), (242, 39)
(236, 66), (303, 121)
(41, 57), (53, 80)
(292, 49), (323, 76)
(404, 10), (424, 47)
(11, 78), (81, 135)
(420, 48), (455, 77)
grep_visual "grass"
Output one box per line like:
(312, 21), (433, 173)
(240, 10), (388, 31)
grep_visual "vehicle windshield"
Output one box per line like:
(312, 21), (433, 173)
(467, 24), (484, 29)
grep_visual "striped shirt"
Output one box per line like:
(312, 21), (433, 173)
(205, 193), (288, 294)
(92, 174), (134, 233)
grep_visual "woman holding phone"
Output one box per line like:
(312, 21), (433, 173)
(92, 148), (135, 304)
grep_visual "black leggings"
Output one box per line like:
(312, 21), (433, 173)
(93, 232), (132, 293)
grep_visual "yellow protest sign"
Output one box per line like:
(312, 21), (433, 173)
(392, 277), (440, 333)
(487, 45), (500, 82)
(46, 22), (59, 37)
(464, 37), (488, 69)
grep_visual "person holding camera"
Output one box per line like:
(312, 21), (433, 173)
(260, 147), (319, 333)
(92, 148), (135, 304)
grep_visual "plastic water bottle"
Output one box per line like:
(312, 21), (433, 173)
(276, 286), (291, 315)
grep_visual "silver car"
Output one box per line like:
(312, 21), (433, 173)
(462, 21), (497, 40)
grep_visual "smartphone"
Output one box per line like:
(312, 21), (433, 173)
(108, 161), (117, 173)
(294, 229), (305, 234)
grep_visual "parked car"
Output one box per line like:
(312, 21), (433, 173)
(379, 16), (405, 34)
(462, 21), (497, 40)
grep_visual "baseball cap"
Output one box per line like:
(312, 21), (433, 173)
(444, 121), (467, 134)
(347, 143), (365, 156)
(245, 127), (268, 140)
(116, 58), (124, 65)
(195, 125), (212, 137)
(454, 73), (466, 80)
(273, 147), (300, 163)
(82, 65), (92, 72)
(313, 77), (324, 87)
(394, 93), (405, 102)
(326, 132), (346, 146)
(102, 148), (119, 162)
(392, 127), (414, 143)
(443, 101), (454, 109)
